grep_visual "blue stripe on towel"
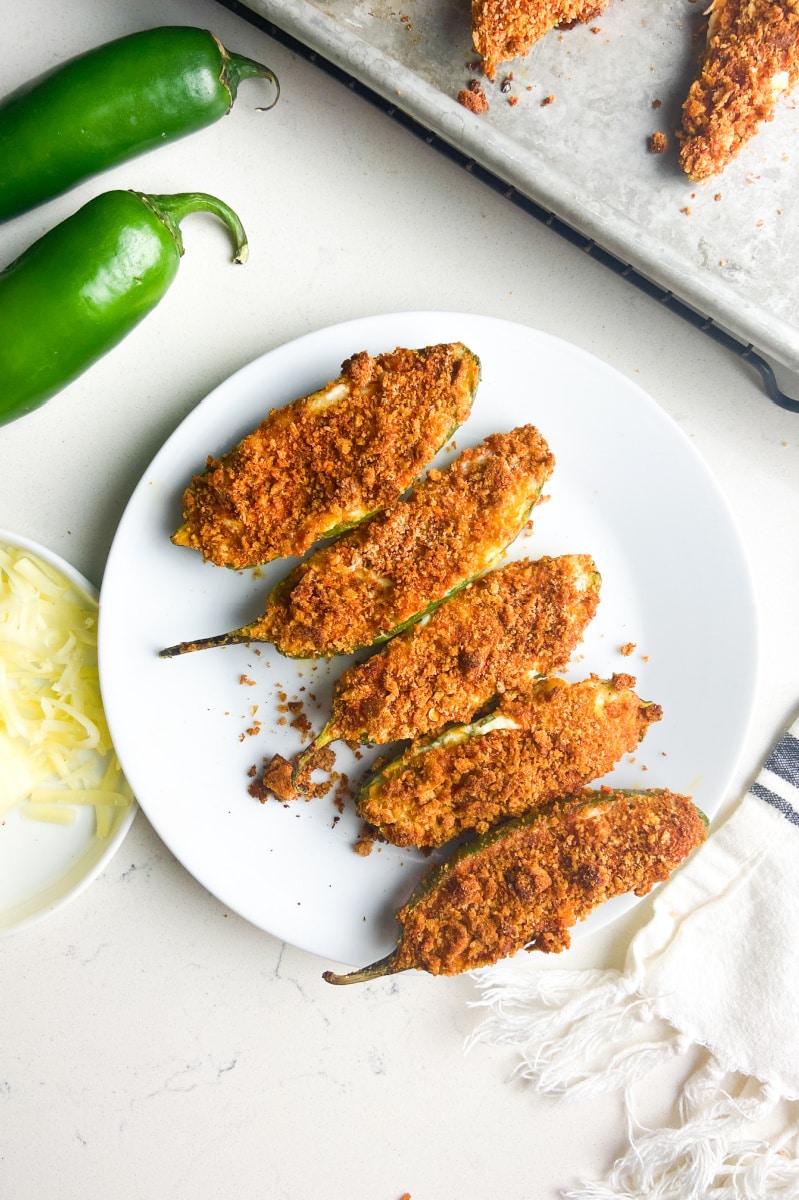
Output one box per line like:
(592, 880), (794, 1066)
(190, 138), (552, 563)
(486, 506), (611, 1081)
(750, 780), (799, 827)
(765, 731), (799, 788)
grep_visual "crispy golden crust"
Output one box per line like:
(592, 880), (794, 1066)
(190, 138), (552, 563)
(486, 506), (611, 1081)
(458, 82), (491, 112)
(172, 343), (479, 569)
(252, 426), (555, 658)
(679, 0), (799, 180)
(357, 674), (661, 847)
(472, 0), (609, 78)
(393, 789), (706, 974)
(323, 554), (600, 747)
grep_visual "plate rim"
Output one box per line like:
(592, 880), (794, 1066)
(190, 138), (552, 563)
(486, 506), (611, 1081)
(97, 310), (759, 965)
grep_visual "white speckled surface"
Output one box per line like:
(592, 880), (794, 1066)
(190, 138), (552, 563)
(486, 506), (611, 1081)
(1, 0), (797, 1196)
(248, 0), (799, 376)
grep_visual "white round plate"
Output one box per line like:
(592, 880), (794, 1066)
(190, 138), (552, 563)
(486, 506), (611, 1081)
(98, 312), (757, 970)
(0, 530), (137, 936)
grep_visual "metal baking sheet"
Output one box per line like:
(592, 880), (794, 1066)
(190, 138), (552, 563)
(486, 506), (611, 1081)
(224, 0), (799, 380)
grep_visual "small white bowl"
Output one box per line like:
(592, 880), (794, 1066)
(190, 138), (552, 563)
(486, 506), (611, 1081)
(0, 529), (136, 936)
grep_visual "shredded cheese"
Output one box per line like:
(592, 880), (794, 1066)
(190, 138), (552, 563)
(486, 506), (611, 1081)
(0, 542), (132, 833)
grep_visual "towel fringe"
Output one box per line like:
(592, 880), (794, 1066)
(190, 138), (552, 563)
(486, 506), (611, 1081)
(468, 965), (683, 1101)
(468, 965), (799, 1199)
(564, 1062), (798, 1200)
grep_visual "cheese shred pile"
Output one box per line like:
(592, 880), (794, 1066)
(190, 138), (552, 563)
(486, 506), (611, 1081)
(0, 542), (132, 836)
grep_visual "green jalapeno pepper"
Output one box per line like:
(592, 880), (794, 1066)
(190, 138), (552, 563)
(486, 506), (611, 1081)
(0, 189), (248, 426)
(0, 26), (279, 223)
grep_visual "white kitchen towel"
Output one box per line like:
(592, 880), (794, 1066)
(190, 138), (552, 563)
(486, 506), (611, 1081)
(468, 712), (799, 1199)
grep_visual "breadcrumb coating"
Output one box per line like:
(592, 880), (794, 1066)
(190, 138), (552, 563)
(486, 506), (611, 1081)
(316, 554), (600, 750)
(472, 0), (609, 78)
(357, 674), (661, 848)
(679, 0), (799, 180)
(391, 789), (706, 975)
(458, 82), (490, 112)
(172, 343), (479, 568)
(252, 426), (555, 658)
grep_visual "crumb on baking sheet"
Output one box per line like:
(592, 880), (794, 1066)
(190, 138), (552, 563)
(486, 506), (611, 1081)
(458, 80), (489, 113)
(620, 641), (636, 656)
(541, 94), (555, 106)
(649, 130), (668, 153)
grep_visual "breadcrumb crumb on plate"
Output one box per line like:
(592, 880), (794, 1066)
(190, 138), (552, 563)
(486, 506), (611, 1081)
(458, 81), (490, 112)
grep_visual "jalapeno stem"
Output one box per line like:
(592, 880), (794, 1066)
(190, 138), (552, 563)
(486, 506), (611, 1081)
(159, 628), (252, 657)
(222, 43), (281, 111)
(322, 952), (406, 985)
(137, 191), (249, 263)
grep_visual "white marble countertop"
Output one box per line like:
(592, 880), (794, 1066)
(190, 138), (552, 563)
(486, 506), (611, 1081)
(1, 0), (797, 1196)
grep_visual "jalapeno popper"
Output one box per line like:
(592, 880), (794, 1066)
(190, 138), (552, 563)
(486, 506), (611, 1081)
(324, 788), (707, 983)
(472, 0), (609, 80)
(294, 554), (601, 779)
(160, 424), (555, 659)
(172, 342), (481, 569)
(678, 0), (799, 181)
(356, 674), (661, 848)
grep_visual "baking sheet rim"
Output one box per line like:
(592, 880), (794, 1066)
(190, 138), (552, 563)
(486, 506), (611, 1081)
(246, 0), (799, 378)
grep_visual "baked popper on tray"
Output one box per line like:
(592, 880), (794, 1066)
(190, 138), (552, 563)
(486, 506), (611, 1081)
(679, 0), (799, 180)
(356, 673), (662, 848)
(171, 342), (480, 569)
(324, 789), (707, 982)
(472, 0), (610, 79)
(160, 424), (555, 660)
